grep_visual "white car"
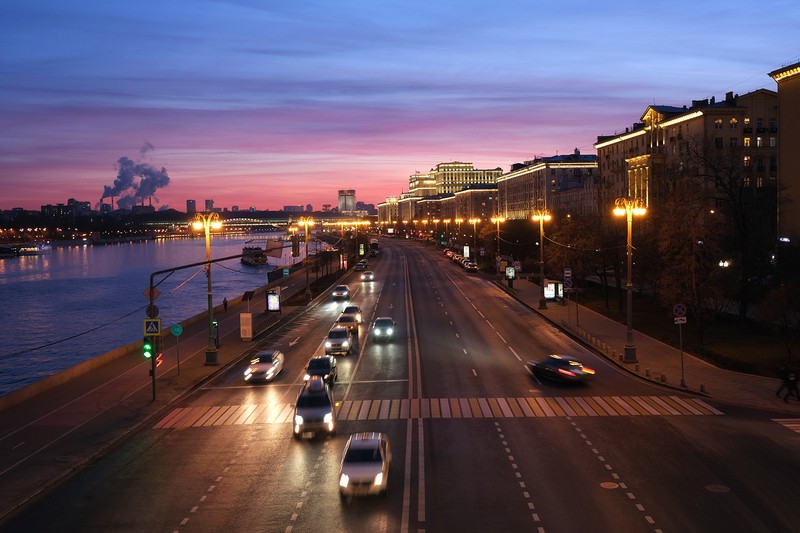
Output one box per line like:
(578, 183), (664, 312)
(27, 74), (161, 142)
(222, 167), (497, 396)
(361, 270), (375, 281)
(332, 284), (351, 299)
(243, 349), (285, 382)
(339, 432), (391, 498)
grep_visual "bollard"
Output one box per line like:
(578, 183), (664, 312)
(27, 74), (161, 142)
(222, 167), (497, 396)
(645, 368), (651, 378)
(660, 373), (667, 383)
(700, 384), (707, 394)
(635, 363), (640, 372)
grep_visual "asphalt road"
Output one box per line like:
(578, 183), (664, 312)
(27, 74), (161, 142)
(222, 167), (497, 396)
(4, 239), (800, 532)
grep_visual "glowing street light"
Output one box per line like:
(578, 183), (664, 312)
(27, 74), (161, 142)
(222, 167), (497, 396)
(531, 209), (552, 309)
(490, 215), (506, 272)
(613, 197), (647, 364)
(298, 217), (315, 300)
(191, 212), (223, 365)
(468, 217), (480, 261)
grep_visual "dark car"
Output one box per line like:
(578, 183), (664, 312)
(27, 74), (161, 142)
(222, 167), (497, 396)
(526, 354), (596, 383)
(304, 355), (337, 385)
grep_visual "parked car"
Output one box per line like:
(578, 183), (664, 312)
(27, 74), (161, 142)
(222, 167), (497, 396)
(293, 376), (336, 439)
(304, 355), (337, 385)
(526, 354), (596, 384)
(371, 317), (396, 342)
(342, 305), (362, 323)
(361, 270), (375, 282)
(243, 349), (285, 382)
(339, 432), (391, 498)
(325, 326), (354, 355)
(332, 284), (351, 300)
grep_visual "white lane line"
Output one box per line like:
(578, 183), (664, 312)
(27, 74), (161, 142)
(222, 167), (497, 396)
(495, 330), (506, 343)
(509, 346), (521, 361)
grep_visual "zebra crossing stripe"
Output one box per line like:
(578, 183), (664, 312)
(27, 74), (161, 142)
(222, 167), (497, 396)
(772, 418), (800, 432)
(153, 395), (724, 429)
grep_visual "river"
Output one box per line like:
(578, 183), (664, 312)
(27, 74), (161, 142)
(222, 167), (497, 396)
(0, 234), (301, 397)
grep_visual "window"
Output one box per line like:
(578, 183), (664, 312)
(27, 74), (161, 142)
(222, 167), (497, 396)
(744, 117), (751, 125)
(715, 137), (723, 149)
(770, 137), (776, 148)
(729, 118), (738, 128)
(757, 118), (764, 129)
(756, 157), (764, 171)
(744, 176), (751, 187)
(770, 155), (777, 171)
(769, 118), (777, 130)
(730, 138), (738, 148)
(756, 137), (763, 147)
(744, 137), (751, 147)
(714, 118), (723, 129)
(743, 155), (751, 168)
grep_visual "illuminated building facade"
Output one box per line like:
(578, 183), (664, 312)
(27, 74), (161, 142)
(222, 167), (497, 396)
(770, 60), (800, 245)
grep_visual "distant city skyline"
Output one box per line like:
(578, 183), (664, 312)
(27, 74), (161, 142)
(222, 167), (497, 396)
(2, 1), (799, 211)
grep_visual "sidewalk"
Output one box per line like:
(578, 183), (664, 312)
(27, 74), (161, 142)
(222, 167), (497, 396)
(495, 277), (800, 413)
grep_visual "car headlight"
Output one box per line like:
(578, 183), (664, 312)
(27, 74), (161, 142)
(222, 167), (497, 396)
(342, 341), (350, 348)
(303, 373), (311, 381)
(323, 412), (333, 424)
(373, 472), (383, 486)
(325, 341), (332, 348)
(386, 328), (394, 335)
(294, 415), (304, 425)
(339, 474), (350, 488)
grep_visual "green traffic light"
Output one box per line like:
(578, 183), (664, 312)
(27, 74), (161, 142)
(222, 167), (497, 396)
(143, 338), (153, 359)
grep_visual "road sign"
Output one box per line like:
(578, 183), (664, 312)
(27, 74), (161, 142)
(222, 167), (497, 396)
(144, 318), (161, 336)
(673, 303), (687, 317)
(564, 268), (572, 279)
(283, 268), (290, 277)
(564, 278), (573, 289)
(146, 304), (159, 318)
(171, 324), (183, 336)
(674, 317), (687, 324)
(143, 287), (160, 300)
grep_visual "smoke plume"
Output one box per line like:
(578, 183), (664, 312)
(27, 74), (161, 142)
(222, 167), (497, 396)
(98, 143), (171, 210)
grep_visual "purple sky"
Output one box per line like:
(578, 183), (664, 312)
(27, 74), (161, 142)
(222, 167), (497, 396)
(2, 1), (799, 212)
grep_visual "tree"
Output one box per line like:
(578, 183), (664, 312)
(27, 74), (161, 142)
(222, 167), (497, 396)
(756, 283), (800, 361)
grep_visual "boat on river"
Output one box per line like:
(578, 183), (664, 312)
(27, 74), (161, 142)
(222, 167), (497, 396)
(241, 246), (270, 266)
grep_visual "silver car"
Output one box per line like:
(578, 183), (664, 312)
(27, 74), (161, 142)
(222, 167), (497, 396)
(339, 432), (391, 498)
(293, 376), (336, 439)
(332, 284), (351, 299)
(243, 349), (285, 382)
(325, 326), (353, 355)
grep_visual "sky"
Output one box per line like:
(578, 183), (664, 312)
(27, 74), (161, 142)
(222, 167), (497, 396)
(1, 0), (799, 212)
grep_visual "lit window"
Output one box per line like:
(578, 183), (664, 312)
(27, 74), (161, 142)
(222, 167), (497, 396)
(714, 119), (723, 129)
(744, 117), (751, 125)
(743, 156), (751, 168)
(730, 118), (738, 128)
(770, 137), (776, 148)
(756, 137), (763, 147)
(744, 137), (751, 147)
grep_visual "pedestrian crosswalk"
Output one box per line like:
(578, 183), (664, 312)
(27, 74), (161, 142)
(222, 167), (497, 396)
(772, 418), (800, 433)
(153, 395), (723, 429)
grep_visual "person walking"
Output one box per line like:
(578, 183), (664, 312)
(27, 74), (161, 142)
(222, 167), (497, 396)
(223, 297), (228, 313)
(783, 368), (800, 403)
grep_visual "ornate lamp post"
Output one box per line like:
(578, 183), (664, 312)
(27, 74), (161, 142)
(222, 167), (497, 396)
(468, 217), (480, 261)
(531, 209), (552, 309)
(298, 217), (315, 300)
(490, 215), (505, 272)
(613, 197), (647, 363)
(191, 212), (222, 365)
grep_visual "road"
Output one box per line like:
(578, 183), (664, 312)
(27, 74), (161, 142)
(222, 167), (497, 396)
(3, 239), (800, 532)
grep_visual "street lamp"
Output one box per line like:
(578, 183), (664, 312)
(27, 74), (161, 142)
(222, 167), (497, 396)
(613, 197), (647, 364)
(468, 217), (480, 261)
(443, 218), (451, 244)
(191, 212), (222, 365)
(298, 217), (315, 300)
(531, 209), (552, 309)
(490, 215), (505, 272)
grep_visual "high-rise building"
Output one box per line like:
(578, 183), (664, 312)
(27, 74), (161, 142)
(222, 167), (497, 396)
(204, 199), (214, 211)
(186, 199), (196, 214)
(338, 190), (356, 214)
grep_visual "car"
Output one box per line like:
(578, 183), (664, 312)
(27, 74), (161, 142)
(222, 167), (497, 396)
(463, 261), (478, 272)
(354, 262), (366, 271)
(526, 354), (596, 383)
(336, 313), (360, 334)
(243, 349), (285, 382)
(304, 355), (337, 385)
(332, 284), (351, 300)
(342, 305), (362, 323)
(325, 326), (354, 355)
(339, 432), (391, 498)
(361, 270), (375, 281)
(293, 376), (336, 439)
(369, 249), (379, 257)
(371, 317), (396, 341)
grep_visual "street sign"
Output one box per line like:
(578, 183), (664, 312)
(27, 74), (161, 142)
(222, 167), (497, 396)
(673, 303), (687, 317)
(564, 278), (573, 289)
(144, 318), (161, 336)
(171, 324), (183, 336)
(564, 268), (572, 279)
(513, 260), (521, 272)
(283, 268), (290, 277)
(146, 304), (159, 318)
(674, 317), (687, 324)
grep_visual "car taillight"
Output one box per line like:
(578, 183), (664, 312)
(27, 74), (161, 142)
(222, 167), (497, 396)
(558, 368), (576, 377)
(582, 367), (596, 375)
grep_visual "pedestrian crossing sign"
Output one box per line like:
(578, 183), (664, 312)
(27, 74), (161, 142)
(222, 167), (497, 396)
(144, 318), (161, 336)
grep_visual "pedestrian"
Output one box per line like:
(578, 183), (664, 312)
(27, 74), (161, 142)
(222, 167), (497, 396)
(784, 368), (800, 403)
(223, 297), (228, 312)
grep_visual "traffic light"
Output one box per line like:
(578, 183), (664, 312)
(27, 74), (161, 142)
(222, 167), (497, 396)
(143, 337), (154, 359)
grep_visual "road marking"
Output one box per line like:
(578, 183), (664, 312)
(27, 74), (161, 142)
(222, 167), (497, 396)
(773, 418), (800, 433)
(154, 395), (724, 428)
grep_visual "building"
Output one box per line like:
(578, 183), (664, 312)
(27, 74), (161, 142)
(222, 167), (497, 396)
(428, 162), (502, 195)
(204, 199), (214, 211)
(186, 200), (196, 214)
(377, 196), (399, 223)
(497, 149), (598, 219)
(769, 60), (800, 246)
(594, 89), (778, 214)
(338, 190), (356, 214)
(283, 205), (304, 213)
